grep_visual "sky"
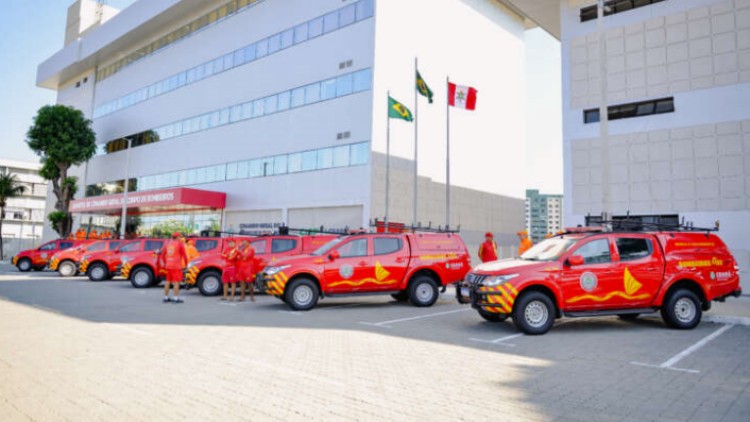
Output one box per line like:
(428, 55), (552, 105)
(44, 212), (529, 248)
(0, 0), (562, 195)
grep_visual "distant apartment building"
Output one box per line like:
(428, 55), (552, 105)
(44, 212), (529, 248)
(0, 159), (48, 239)
(525, 189), (563, 243)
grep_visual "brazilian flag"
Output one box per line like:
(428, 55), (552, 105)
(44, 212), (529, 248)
(416, 70), (433, 103)
(388, 96), (413, 122)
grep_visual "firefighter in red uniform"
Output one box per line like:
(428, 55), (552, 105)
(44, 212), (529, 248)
(159, 232), (188, 303)
(478, 232), (499, 263)
(221, 240), (240, 301)
(236, 239), (256, 302)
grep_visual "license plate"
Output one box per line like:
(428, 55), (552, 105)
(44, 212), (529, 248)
(461, 287), (470, 298)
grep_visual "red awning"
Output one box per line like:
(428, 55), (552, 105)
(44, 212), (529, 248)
(69, 187), (226, 215)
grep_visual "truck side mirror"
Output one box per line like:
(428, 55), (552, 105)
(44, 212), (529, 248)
(329, 250), (340, 261)
(567, 255), (584, 266)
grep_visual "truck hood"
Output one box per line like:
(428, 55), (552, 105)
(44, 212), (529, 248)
(473, 258), (554, 274)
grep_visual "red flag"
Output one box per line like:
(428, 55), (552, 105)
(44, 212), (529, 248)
(448, 83), (477, 110)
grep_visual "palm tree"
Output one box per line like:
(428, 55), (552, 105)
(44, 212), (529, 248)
(0, 170), (27, 260)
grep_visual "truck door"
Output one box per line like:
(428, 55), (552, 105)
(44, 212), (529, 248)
(323, 237), (372, 293)
(613, 236), (664, 307)
(35, 242), (57, 266)
(559, 236), (623, 311)
(371, 236), (409, 291)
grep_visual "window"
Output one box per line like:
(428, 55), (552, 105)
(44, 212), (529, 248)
(616, 238), (653, 261)
(273, 155), (287, 175)
(119, 242), (141, 253)
(195, 239), (218, 252)
(250, 239), (267, 254)
(294, 23), (308, 44)
(323, 11), (339, 33)
(305, 83), (321, 104)
(108, 241), (122, 250)
(339, 4), (356, 27)
(583, 97), (674, 124)
(288, 153), (302, 173)
(336, 74), (353, 96)
(272, 238), (297, 253)
(317, 148), (333, 169)
(353, 68), (372, 92)
(350, 142), (369, 165)
(256, 38), (268, 58)
(574, 239), (611, 264)
(374, 237), (402, 255)
(145, 241), (164, 251)
(59, 242), (74, 249)
(321, 79), (337, 100)
(277, 91), (291, 111)
(309, 17), (324, 38)
(291, 87), (306, 108)
(88, 242), (106, 252)
(267, 34), (281, 54)
(580, 0), (667, 23)
(333, 145), (350, 167)
(338, 238), (368, 257)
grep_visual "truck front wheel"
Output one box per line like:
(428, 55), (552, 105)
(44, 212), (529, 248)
(285, 278), (319, 311)
(130, 267), (154, 289)
(17, 258), (32, 272)
(58, 260), (77, 277)
(197, 270), (222, 296)
(88, 263), (109, 282)
(661, 289), (702, 329)
(409, 276), (438, 307)
(512, 291), (555, 335)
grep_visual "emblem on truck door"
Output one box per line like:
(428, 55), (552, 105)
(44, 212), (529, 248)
(580, 272), (598, 291)
(339, 264), (354, 279)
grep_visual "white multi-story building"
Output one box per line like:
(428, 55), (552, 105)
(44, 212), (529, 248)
(0, 159), (48, 239)
(36, 0), (555, 258)
(525, 189), (563, 242)
(495, 0), (749, 291)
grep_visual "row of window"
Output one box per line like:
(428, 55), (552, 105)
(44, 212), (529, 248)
(575, 237), (653, 264)
(86, 141), (370, 197)
(93, 0), (375, 118)
(96, 0), (267, 83)
(583, 97), (674, 124)
(100, 68), (373, 156)
(580, 0), (667, 23)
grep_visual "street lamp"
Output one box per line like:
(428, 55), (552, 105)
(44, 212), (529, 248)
(119, 137), (133, 239)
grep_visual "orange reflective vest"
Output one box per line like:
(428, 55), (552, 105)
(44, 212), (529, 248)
(518, 238), (533, 256)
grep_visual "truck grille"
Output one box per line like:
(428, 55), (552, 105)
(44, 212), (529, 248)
(465, 273), (487, 286)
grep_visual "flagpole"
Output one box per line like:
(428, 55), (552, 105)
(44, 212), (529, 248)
(385, 90), (391, 227)
(445, 76), (451, 230)
(413, 57), (419, 227)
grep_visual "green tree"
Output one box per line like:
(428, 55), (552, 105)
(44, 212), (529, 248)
(27, 105), (97, 237)
(0, 170), (27, 260)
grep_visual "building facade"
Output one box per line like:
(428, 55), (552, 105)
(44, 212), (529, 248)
(0, 159), (48, 239)
(525, 189), (563, 242)
(37, 0), (538, 259)
(559, 0), (750, 291)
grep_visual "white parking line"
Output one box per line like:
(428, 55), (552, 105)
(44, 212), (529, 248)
(630, 324), (734, 374)
(469, 333), (523, 347)
(359, 308), (470, 328)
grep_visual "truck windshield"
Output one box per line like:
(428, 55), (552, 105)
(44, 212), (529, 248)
(521, 238), (577, 261)
(312, 237), (345, 256)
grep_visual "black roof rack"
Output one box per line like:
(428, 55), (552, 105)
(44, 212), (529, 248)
(583, 215), (719, 234)
(370, 218), (460, 234)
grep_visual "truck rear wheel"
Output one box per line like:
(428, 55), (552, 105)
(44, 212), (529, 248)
(661, 289), (702, 329)
(478, 308), (508, 322)
(512, 291), (555, 335)
(197, 270), (222, 296)
(88, 263), (109, 282)
(285, 278), (319, 311)
(17, 258), (32, 272)
(130, 267), (154, 289)
(409, 276), (438, 307)
(58, 260), (77, 277)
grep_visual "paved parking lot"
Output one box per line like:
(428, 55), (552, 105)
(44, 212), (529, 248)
(1, 270), (749, 421)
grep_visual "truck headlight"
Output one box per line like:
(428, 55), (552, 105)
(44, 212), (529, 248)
(187, 260), (201, 269)
(265, 265), (290, 276)
(482, 274), (519, 286)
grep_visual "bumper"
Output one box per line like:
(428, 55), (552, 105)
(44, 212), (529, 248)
(49, 258), (59, 271)
(262, 272), (288, 296)
(11, 256), (18, 266)
(454, 282), (517, 315)
(184, 266), (199, 285)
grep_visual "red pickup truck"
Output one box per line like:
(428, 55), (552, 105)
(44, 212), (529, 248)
(49, 240), (124, 277)
(185, 235), (336, 296)
(124, 237), (224, 288)
(12, 239), (87, 272)
(456, 229), (743, 334)
(80, 238), (165, 281)
(262, 232), (470, 310)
